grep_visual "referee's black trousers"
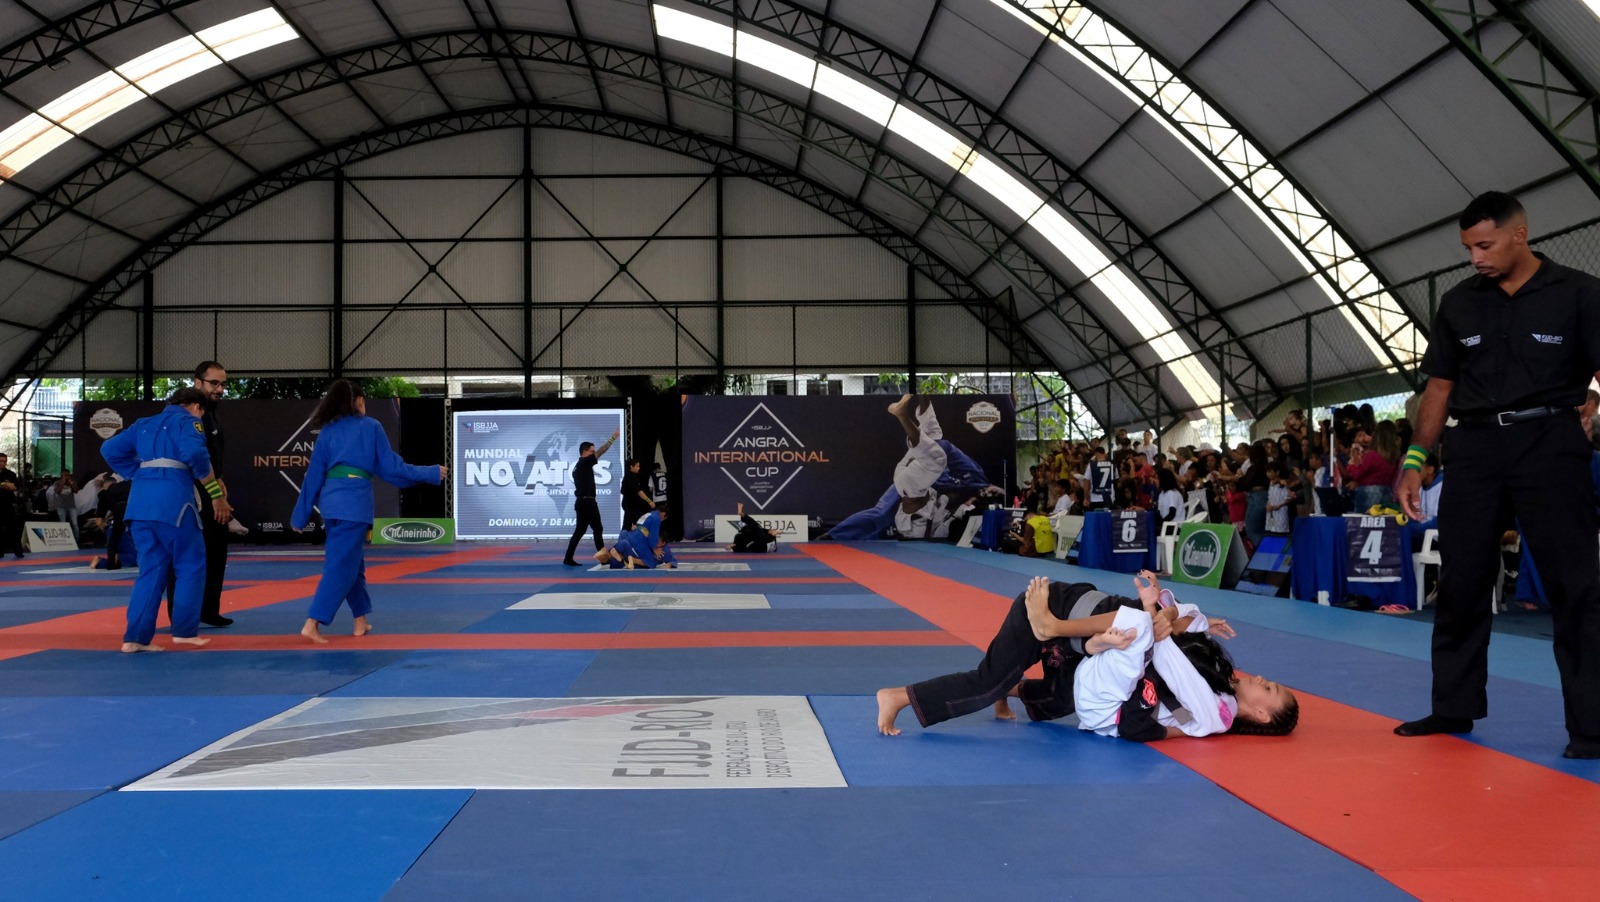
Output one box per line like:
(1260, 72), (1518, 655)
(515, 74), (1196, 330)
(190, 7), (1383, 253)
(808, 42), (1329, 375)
(1433, 415), (1600, 738)
(564, 497), (604, 562)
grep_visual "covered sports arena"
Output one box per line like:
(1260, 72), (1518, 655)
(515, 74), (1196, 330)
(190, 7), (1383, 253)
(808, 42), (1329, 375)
(2, 2), (1599, 899)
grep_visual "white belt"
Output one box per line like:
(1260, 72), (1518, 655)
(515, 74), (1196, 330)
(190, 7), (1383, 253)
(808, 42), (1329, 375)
(140, 458), (190, 471)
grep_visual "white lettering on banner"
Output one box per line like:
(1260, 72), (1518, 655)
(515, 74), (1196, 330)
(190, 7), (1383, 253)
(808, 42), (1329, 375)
(463, 458), (612, 489)
(1111, 511), (1148, 554)
(712, 514), (809, 544)
(1345, 514), (1402, 584)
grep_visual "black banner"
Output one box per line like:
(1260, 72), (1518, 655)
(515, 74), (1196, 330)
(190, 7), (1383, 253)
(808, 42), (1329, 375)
(681, 395), (1015, 540)
(1345, 513), (1402, 583)
(74, 400), (403, 539)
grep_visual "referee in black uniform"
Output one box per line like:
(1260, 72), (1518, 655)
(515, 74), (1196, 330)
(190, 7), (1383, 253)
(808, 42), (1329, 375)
(168, 361), (235, 626)
(1396, 192), (1600, 759)
(562, 429), (619, 566)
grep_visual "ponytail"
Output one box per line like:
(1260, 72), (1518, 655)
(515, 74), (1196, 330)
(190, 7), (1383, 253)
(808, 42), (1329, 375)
(1170, 633), (1235, 697)
(311, 379), (364, 428)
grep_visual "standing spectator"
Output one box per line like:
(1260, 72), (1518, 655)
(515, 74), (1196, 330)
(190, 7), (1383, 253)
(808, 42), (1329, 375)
(619, 458), (653, 531)
(90, 476), (132, 570)
(562, 429), (620, 566)
(49, 467), (80, 545)
(1263, 462), (1297, 535)
(1238, 443), (1270, 549)
(1154, 469), (1184, 525)
(0, 453), (24, 558)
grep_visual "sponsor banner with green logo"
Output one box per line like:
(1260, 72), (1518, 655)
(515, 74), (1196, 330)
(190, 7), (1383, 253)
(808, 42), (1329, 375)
(1169, 523), (1243, 589)
(372, 518), (455, 545)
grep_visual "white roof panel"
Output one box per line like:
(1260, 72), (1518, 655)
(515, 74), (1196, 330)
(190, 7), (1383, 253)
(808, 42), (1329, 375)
(1271, 0), (1445, 90)
(1182, 1), (1368, 154)
(1079, 129), (1204, 235)
(1091, 0), (1250, 68)
(997, 58), (1125, 169)
(917, 0), (1039, 112)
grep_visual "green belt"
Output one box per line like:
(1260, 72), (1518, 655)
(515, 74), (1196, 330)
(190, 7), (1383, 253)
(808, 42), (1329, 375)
(329, 464), (372, 480)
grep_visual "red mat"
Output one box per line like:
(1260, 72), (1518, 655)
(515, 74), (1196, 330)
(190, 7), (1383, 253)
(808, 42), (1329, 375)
(806, 544), (1600, 902)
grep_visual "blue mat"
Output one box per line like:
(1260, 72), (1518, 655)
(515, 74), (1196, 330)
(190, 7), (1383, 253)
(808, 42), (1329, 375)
(0, 650), (407, 696)
(567, 646), (979, 696)
(0, 791), (101, 841)
(544, 580), (872, 594)
(809, 695), (1202, 787)
(383, 786), (1410, 902)
(202, 601), (503, 636)
(0, 695), (307, 790)
(623, 608), (939, 633)
(325, 650), (598, 698)
(0, 790), (470, 902)
(0, 610), (102, 628)
(463, 610), (634, 634)
(0, 595), (127, 611)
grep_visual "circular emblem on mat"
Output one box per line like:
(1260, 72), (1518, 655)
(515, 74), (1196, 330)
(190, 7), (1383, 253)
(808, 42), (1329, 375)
(1177, 530), (1221, 580)
(603, 594), (684, 608)
(89, 408), (125, 440)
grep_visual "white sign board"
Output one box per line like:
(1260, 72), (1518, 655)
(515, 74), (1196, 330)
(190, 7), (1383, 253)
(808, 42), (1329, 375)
(25, 521), (78, 552)
(125, 696), (845, 790)
(712, 513), (810, 544)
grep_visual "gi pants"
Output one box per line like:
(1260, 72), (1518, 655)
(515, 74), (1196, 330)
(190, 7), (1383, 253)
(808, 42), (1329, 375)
(565, 496), (604, 560)
(907, 584), (1127, 727)
(124, 520), (205, 644)
(1433, 414), (1600, 739)
(307, 519), (373, 625)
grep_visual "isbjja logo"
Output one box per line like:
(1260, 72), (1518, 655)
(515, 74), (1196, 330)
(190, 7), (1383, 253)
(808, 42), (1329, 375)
(1178, 530), (1221, 579)
(89, 408), (125, 440)
(965, 401), (1002, 434)
(379, 521), (446, 543)
(467, 421), (499, 434)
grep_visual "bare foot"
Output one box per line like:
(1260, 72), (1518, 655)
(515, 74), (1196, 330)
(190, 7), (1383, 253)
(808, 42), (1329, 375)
(301, 619), (328, 645)
(170, 636), (210, 648)
(353, 617), (372, 637)
(120, 642), (162, 654)
(876, 687), (910, 736)
(994, 698), (1016, 720)
(887, 393), (913, 417)
(593, 548), (610, 564)
(1024, 575), (1052, 641)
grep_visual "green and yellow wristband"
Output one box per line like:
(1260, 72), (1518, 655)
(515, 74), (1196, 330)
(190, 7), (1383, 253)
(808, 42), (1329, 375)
(203, 477), (224, 499)
(1401, 445), (1427, 472)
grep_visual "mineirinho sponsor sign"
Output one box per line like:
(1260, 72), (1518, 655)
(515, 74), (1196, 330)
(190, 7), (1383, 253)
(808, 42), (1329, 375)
(1168, 523), (1238, 589)
(371, 517), (454, 545)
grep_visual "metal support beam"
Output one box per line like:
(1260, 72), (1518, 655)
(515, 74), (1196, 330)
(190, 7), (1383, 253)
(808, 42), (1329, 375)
(523, 125), (534, 398)
(141, 273), (154, 401)
(1408, 0), (1600, 202)
(332, 168), (345, 378)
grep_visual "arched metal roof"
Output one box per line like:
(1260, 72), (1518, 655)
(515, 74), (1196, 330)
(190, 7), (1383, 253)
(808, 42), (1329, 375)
(3, 0), (1599, 426)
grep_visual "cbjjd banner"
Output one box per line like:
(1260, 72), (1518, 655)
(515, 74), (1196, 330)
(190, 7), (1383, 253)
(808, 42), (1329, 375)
(74, 400), (402, 538)
(1345, 514), (1403, 583)
(451, 408), (626, 539)
(681, 395), (1014, 540)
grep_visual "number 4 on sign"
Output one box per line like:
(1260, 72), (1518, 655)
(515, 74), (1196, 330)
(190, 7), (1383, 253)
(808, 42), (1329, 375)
(1360, 528), (1383, 564)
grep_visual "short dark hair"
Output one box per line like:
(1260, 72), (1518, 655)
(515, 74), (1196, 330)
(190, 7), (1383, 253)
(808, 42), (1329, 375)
(193, 360), (225, 379)
(169, 387), (207, 407)
(310, 379), (365, 427)
(1459, 191), (1524, 231)
(579, 441), (595, 454)
(625, 458), (638, 468)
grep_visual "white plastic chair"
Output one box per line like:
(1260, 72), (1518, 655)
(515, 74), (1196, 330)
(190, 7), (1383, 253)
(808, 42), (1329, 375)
(1412, 529), (1439, 609)
(1156, 520), (1182, 573)
(1184, 491), (1208, 523)
(1052, 513), (1085, 561)
(957, 515), (982, 550)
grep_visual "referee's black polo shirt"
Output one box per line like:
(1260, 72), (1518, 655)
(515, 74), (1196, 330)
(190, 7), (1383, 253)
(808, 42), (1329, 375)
(1420, 253), (1600, 417)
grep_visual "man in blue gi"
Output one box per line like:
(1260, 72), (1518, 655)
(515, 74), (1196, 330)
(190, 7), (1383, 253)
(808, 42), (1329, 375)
(100, 388), (232, 653)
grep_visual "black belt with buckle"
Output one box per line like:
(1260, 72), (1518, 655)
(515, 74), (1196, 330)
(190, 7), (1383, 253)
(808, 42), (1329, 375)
(1455, 405), (1576, 428)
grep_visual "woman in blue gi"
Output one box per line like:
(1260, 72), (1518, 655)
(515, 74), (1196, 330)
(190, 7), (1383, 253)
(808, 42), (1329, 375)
(291, 380), (446, 644)
(100, 387), (231, 653)
(595, 508), (677, 569)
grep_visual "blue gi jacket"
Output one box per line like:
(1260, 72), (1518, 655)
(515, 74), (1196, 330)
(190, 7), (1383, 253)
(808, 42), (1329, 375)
(291, 415), (439, 528)
(100, 405), (214, 528)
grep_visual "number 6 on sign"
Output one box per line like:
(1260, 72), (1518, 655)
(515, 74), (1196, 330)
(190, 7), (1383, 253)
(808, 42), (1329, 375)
(1112, 510), (1149, 555)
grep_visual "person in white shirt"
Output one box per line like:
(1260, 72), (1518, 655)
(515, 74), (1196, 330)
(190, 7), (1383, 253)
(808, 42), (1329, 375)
(1155, 469), (1184, 524)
